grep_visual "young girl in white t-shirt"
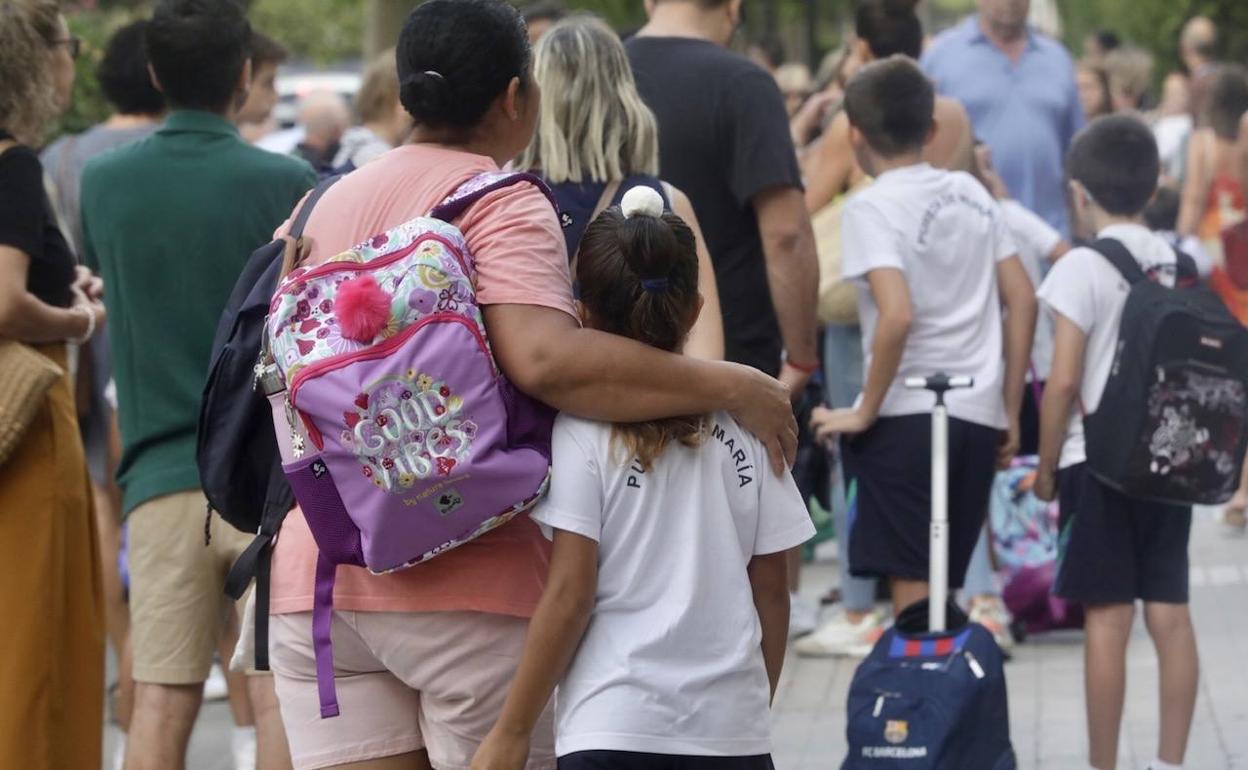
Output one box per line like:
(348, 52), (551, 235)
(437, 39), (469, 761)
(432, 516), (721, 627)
(470, 187), (815, 770)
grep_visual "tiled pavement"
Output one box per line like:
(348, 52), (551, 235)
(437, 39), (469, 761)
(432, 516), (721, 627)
(773, 508), (1248, 770)
(106, 510), (1248, 770)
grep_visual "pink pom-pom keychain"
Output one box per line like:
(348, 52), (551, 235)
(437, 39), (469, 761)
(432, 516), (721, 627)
(336, 275), (392, 342)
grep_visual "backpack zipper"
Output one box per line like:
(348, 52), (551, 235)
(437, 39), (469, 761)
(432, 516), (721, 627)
(965, 650), (986, 679)
(288, 312), (493, 450)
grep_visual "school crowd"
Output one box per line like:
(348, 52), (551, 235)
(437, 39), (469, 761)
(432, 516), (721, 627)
(0, 1), (1245, 770)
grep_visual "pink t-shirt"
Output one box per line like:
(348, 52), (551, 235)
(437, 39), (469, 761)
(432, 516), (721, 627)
(268, 145), (574, 617)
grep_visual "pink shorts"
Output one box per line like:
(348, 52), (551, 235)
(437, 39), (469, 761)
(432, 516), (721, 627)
(270, 610), (555, 770)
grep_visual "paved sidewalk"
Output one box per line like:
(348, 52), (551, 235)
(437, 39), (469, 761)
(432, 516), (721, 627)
(773, 509), (1248, 770)
(105, 510), (1247, 770)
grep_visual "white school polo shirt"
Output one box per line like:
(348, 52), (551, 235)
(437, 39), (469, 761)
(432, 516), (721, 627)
(530, 412), (815, 758)
(841, 163), (1018, 429)
(1000, 199), (1064, 381)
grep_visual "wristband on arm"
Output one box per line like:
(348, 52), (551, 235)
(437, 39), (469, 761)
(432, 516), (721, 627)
(783, 356), (820, 375)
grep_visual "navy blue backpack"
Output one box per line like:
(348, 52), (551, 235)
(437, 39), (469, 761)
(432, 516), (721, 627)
(842, 601), (1014, 770)
(548, 174), (667, 261)
(196, 175), (339, 669)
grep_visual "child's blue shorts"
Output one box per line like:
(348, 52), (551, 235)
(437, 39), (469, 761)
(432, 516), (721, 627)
(1055, 462), (1192, 604)
(840, 414), (998, 589)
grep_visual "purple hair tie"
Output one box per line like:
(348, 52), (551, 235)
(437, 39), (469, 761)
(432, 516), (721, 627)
(640, 278), (669, 293)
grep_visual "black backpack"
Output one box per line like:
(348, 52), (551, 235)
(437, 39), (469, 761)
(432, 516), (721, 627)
(1084, 238), (1248, 506)
(196, 175), (338, 667)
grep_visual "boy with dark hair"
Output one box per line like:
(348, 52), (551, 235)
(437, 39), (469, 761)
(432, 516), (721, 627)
(98, 22), (167, 118)
(1035, 115), (1198, 770)
(79, 1), (316, 768)
(237, 30), (289, 129)
(813, 56), (1037, 617)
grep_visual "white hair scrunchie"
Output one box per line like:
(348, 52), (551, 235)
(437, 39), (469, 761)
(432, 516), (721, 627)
(620, 186), (665, 219)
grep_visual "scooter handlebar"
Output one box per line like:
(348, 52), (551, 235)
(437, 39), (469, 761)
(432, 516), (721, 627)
(903, 374), (974, 392)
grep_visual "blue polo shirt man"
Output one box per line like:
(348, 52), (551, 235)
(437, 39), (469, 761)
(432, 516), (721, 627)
(922, 6), (1084, 235)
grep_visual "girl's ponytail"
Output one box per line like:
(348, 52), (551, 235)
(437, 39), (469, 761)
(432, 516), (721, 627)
(576, 186), (706, 468)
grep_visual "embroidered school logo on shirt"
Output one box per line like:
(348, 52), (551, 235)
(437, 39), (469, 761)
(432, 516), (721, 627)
(916, 191), (998, 246)
(711, 422), (755, 488)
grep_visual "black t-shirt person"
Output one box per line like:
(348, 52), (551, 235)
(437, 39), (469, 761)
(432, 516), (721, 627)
(627, 36), (804, 377)
(0, 131), (77, 309)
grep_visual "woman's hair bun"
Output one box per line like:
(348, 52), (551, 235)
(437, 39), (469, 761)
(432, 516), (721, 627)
(399, 70), (452, 122)
(396, 0), (531, 132)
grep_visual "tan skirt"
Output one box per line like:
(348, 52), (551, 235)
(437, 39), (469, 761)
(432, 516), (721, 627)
(0, 343), (104, 769)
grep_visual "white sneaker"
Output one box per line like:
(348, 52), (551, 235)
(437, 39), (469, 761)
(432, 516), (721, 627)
(203, 662), (229, 702)
(112, 734), (126, 770)
(968, 595), (1016, 655)
(795, 608), (885, 658)
(789, 593), (819, 638)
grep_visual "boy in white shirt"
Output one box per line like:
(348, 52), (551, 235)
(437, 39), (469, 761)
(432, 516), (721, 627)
(812, 56), (1037, 618)
(1034, 115), (1197, 770)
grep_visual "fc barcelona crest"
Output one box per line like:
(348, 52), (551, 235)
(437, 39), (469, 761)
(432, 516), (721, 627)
(884, 720), (908, 745)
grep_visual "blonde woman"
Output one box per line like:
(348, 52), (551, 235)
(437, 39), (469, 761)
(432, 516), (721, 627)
(518, 15), (724, 360)
(0, 1), (107, 768)
(334, 48), (415, 170)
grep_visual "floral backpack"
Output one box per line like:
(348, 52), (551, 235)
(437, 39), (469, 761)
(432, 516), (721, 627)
(264, 172), (556, 718)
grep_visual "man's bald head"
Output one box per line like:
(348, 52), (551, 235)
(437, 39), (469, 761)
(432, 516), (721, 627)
(1181, 16), (1217, 65)
(299, 90), (351, 151)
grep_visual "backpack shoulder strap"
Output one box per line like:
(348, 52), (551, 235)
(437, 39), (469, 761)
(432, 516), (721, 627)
(1172, 247), (1200, 287)
(659, 180), (678, 211)
(277, 174), (343, 280)
(1089, 237), (1148, 285)
(591, 179), (622, 222)
(429, 170), (558, 223)
(290, 174), (342, 240)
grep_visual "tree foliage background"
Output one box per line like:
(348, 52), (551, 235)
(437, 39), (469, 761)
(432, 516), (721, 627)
(1056, 0), (1248, 79)
(53, 0), (1248, 141)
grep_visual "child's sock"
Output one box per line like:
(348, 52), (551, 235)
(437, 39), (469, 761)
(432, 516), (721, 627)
(1147, 760), (1182, 770)
(231, 724), (257, 770)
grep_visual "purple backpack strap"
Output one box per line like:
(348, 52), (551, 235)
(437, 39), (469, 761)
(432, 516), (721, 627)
(429, 171), (558, 223)
(286, 455), (366, 720)
(312, 554), (340, 718)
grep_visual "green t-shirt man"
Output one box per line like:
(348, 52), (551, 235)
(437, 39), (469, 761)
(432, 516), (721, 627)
(82, 110), (316, 515)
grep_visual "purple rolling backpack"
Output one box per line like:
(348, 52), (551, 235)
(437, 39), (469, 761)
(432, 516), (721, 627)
(265, 172), (556, 717)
